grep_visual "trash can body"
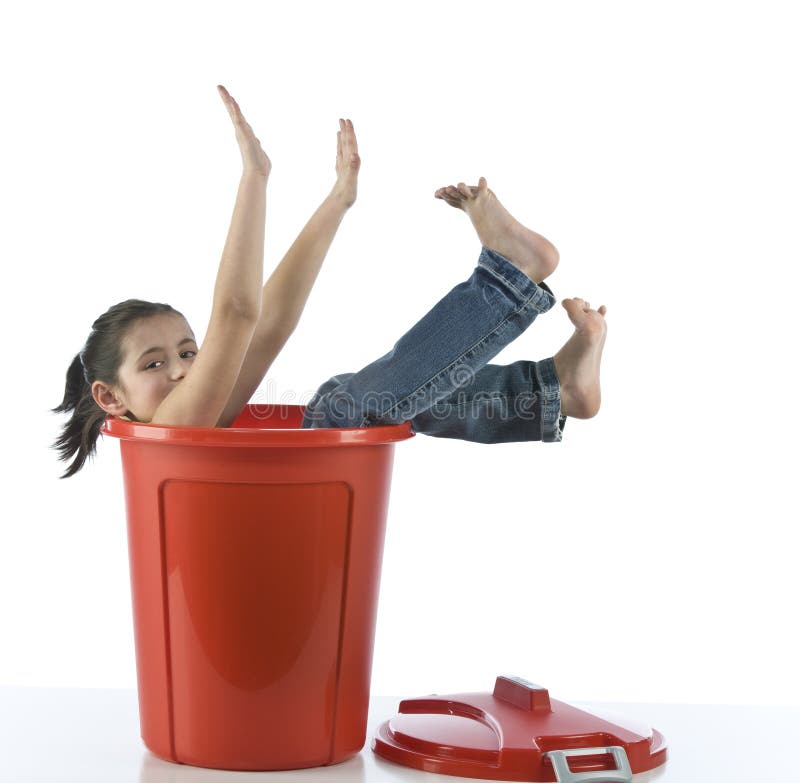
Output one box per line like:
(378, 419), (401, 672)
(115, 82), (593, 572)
(102, 404), (413, 771)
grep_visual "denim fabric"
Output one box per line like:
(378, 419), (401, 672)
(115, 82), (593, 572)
(300, 246), (567, 443)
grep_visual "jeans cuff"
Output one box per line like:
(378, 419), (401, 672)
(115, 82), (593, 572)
(477, 246), (557, 314)
(535, 356), (566, 443)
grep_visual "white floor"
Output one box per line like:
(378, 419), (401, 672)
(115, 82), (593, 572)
(1, 686), (796, 781)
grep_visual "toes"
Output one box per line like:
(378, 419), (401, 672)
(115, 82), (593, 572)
(436, 182), (483, 201)
(563, 298), (608, 319)
(445, 186), (466, 206)
(435, 187), (465, 208)
(562, 298), (598, 321)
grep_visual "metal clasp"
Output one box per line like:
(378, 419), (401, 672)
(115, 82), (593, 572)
(544, 746), (633, 783)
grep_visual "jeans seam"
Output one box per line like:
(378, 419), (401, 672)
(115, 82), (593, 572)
(435, 396), (509, 407)
(427, 392), (533, 407)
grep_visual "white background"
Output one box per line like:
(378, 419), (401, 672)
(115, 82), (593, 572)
(2, 1), (798, 707)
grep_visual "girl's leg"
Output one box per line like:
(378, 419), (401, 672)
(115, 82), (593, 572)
(301, 245), (557, 429)
(410, 294), (609, 442)
(407, 358), (567, 443)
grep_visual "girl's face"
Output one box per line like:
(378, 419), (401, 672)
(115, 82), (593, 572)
(92, 313), (198, 423)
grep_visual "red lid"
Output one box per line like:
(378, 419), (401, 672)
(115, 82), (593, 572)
(372, 675), (667, 782)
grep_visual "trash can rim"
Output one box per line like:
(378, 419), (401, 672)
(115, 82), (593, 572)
(100, 404), (415, 447)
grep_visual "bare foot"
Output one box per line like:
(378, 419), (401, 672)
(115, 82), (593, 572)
(552, 298), (607, 419)
(434, 177), (559, 284)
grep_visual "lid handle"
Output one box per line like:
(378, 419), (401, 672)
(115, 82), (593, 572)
(544, 746), (633, 783)
(493, 675), (552, 712)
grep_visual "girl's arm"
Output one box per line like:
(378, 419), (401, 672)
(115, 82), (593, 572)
(215, 119), (361, 427)
(212, 172), (267, 316)
(149, 86), (270, 427)
(257, 118), (359, 333)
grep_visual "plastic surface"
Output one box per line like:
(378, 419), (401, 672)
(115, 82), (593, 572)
(102, 404), (414, 771)
(372, 675), (668, 782)
(102, 403), (413, 447)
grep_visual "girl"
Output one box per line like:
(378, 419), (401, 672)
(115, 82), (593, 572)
(52, 86), (607, 479)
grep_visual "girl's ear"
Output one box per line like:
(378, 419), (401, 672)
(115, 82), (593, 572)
(91, 381), (128, 416)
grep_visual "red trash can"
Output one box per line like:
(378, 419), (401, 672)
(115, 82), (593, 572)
(102, 403), (414, 771)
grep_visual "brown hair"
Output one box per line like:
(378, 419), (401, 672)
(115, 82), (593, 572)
(50, 299), (186, 479)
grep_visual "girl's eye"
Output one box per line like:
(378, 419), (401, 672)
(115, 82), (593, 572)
(145, 351), (196, 370)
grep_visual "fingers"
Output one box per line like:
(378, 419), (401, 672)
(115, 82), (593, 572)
(345, 118), (358, 153)
(338, 118), (358, 159)
(338, 119), (348, 161)
(217, 84), (250, 130)
(217, 84), (238, 117)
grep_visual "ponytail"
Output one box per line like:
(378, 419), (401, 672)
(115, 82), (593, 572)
(50, 353), (109, 479)
(51, 299), (183, 479)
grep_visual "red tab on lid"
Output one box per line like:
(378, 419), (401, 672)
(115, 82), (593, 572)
(493, 675), (552, 712)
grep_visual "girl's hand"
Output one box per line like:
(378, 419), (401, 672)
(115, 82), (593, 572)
(331, 118), (360, 208)
(217, 85), (271, 178)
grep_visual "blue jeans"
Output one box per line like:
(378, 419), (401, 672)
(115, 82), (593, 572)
(300, 246), (566, 443)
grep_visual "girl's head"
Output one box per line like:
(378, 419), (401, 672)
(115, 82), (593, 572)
(51, 299), (197, 479)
